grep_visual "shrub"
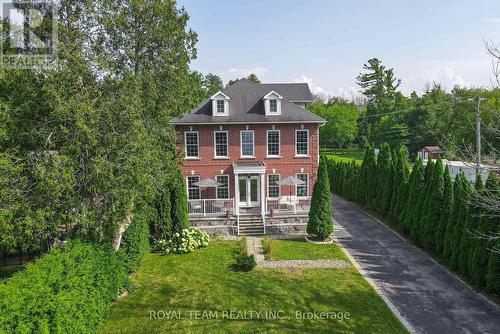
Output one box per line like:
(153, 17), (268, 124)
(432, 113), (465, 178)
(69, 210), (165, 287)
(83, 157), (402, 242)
(0, 241), (127, 334)
(150, 185), (172, 241)
(170, 168), (189, 235)
(261, 238), (273, 260)
(153, 228), (209, 254)
(238, 236), (248, 256)
(117, 216), (150, 273)
(307, 157), (333, 239)
(235, 255), (257, 272)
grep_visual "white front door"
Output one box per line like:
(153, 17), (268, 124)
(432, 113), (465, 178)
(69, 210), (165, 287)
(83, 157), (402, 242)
(238, 175), (260, 207)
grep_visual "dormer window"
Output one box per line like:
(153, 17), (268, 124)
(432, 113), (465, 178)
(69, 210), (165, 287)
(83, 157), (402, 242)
(216, 100), (225, 114)
(270, 99), (278, 113)
(263, 91), (283, 115)
(211, 91), (230, 116)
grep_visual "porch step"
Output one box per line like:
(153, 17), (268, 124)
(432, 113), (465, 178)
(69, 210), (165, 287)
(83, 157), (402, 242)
(238, 216), (264, 235)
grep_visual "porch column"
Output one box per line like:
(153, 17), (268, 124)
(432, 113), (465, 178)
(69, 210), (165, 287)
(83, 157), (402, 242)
(260, 173), (265, 215)
(234, 173), (239, 216)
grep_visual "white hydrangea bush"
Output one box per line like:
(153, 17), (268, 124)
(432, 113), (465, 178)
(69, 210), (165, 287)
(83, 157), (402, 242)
(154, 228), (210, 254)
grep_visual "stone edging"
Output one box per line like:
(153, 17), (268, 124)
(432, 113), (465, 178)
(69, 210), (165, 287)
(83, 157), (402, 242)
(258, 259), (350, 269)
(332, 219), (417, 334)
(304, 235), (334, 244)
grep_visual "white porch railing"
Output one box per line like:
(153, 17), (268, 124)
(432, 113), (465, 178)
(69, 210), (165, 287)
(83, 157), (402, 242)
(266, 196), (311, 215)
(188, 198), (234, 217)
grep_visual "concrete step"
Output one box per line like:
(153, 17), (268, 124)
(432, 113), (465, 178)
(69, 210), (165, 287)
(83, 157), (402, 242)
(238, 221), (263, 226)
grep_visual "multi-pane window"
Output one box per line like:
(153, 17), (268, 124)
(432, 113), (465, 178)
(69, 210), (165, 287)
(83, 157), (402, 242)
(270, 99), (278, 113)
(267, 174), (280, 198)
(187, 175), (200, 200)
(267, 130), (280, 156)
(216, 175), (229, 199)
(185, 132), (199, 158)
(296, 173), (308, 197)
(216, 100), (225, 114)
(240, 131), (254, 157)
(295, 129), (309, 156)
(214, 131), (228, 157)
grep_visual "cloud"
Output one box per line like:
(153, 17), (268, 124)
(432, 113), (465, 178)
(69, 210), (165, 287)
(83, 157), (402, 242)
(481, 18), (500, 23)
(293, 75), (333, 97)
(228, 66), (268, 78)
(402, 66), (469, 93)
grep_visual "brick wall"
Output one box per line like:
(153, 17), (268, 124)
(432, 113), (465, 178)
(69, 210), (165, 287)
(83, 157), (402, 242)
(176, 123), (319, 199)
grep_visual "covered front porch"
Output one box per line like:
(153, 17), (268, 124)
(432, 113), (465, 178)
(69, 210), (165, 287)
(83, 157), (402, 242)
(187, 162), (311, 218)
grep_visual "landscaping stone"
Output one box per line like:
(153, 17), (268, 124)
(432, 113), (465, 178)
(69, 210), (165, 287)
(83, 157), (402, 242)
(259, 259), (350, 269)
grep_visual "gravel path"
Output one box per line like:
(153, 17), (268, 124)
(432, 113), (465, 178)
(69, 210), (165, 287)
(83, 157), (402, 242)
(258, 259), (350, 269)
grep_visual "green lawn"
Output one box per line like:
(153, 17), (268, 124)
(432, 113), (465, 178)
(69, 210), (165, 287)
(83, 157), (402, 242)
(268, 239), (350, 262)
(99, 241), (407, 334)
(321, 149), (364, 165)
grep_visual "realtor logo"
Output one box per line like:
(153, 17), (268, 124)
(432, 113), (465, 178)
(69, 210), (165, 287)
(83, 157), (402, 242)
(1, 1), (57, 69)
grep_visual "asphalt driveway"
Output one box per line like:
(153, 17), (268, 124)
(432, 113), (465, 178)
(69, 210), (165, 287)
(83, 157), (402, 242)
(332, 195), (500, 334)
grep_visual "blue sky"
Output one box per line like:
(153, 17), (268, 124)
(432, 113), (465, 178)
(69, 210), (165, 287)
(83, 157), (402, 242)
(178, 0), (499, 97)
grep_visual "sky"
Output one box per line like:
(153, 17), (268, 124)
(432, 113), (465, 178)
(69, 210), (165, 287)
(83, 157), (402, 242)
(178, 0), (499, 97)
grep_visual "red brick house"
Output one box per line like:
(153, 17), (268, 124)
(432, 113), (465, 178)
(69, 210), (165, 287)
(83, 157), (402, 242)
(171, 78), (325, 235)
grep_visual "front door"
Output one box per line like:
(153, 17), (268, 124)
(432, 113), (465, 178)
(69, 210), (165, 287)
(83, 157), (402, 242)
(238, 175), (260, 207)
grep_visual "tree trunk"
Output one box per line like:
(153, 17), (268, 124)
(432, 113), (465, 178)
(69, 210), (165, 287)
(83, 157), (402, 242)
(112, 211), (133, 251)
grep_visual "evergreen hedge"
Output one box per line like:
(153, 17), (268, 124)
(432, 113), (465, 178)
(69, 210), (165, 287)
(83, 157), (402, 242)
(327, 144), (500, 296)
(117, 216), (150, 273)
(307, 157), (333, 239)
(0, 241), (127, 333)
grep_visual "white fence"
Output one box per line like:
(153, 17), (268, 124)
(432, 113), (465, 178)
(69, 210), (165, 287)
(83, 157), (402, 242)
(266, 196), (311, 215)
(188, 198), (234, 217)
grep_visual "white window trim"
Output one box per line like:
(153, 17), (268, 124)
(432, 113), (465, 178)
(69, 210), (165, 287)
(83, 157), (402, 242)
(266, 129), (281, 158)
(213, 131), (229, 158)
(263, 91), (283, 116)
(184, 131), (199, 159)
(267, 174), (280, 199)
(240, 130), (255, 158)
(186, 175), (201, 200)
(211, 91), (230, 116)
(295, 173), (309, 198)
(295, 129), (310, 157)
(215, 174), (230, 199)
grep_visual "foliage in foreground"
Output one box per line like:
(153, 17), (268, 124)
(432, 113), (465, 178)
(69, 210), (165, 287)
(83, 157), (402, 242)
(328, 144), (500, 296)
(307, 157), (334, 239)
(0, 241), (127, 333)
(153, 228), (209, 254)
(99, 242), (407, 334)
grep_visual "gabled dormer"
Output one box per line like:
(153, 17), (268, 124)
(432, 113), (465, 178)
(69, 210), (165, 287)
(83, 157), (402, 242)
(263, 91), (283, 116)
(211, 91), (230, 116)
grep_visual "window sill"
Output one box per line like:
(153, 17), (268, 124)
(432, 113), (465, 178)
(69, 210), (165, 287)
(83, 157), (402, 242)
(213, 157), (230, 160)
(185, 157), (201, 160)
(294, 155), (310, 158)
(266, 156), (282, 159)
(239, 156), (256, 159)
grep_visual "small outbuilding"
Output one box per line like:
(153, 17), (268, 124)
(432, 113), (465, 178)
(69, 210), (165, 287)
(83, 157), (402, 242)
(417, 146), (445, 160)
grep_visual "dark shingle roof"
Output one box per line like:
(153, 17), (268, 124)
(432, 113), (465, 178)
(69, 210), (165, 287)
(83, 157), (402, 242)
(421, 146), (445, 153)
(260, 83), (313, 102)
(171, 78), (324, 125)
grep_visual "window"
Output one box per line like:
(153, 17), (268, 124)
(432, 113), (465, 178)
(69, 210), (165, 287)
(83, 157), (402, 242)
(267, 130), (280, 157)
(270, 99), (278, 113)
(267, 174), (280, 198)
(187, 175), (200, 200)
(214, 131), (228, 157)
(295, 129), (309, 156)
(216, 100), (225, 114)
(216, 175), (229, 199)
(240, 131), (254, 157)
(185, 132), (199, 158)
(296, 173), (308, 197)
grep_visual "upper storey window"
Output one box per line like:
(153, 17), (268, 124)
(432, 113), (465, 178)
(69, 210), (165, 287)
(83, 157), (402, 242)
(211, 91), (230, 116)
(263, 91), (282, 115)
